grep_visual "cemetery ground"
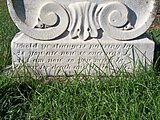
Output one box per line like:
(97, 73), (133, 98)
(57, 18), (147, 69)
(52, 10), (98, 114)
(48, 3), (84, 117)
(1, 0), (160, 120)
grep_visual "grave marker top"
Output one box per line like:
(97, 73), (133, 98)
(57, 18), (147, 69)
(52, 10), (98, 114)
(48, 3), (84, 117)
(7, 0), (158, 41)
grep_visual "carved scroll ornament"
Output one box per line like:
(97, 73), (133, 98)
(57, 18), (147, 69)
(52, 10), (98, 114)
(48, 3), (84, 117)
(7, 1), (69, 40)
(7, 0), (158, 41)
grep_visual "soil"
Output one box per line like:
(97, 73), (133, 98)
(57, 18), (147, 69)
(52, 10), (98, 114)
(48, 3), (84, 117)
(151, 15), (160, 29)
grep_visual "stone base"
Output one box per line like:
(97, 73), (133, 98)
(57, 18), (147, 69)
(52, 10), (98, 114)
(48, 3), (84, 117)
(11, 33), (155, 76)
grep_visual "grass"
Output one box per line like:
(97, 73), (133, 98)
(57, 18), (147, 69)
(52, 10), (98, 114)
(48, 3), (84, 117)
(1, 69), (160, 119)
(0, 0), (18, 73)
(0, 0), (160, 119)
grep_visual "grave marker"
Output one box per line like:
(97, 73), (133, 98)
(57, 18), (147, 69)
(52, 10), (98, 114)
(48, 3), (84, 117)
(7, 0), (158, 75)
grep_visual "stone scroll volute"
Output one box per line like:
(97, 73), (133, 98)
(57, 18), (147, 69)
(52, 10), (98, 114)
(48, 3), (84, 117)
(7, 0), (158, 41)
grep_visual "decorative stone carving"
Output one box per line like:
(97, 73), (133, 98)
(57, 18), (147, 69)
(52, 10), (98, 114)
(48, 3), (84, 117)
(7, 0), (69, 40)
(99, 1), (133, 40)
(7, 0), (158, 76)
(99, 1), (158, 40)
(7, 0), (158, 40)
(68, 2), (101, 40)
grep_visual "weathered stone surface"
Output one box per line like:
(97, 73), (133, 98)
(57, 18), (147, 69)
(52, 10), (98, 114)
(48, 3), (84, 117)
(12, 33), (154, 75)
(7, 0), (158, 76)
(7, 0), (158, 40)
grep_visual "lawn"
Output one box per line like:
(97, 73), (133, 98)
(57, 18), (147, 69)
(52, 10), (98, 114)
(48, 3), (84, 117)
(1, 0), (160, 120)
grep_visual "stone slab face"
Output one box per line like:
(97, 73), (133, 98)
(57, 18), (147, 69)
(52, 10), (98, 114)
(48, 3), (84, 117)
(12, 33), (154, 75)
(7, 0), (158, 75)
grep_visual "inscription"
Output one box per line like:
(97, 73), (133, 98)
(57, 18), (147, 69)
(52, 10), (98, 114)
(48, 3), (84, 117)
(29, 51), (58, 56)
(89, 44), (121, 49)
(14, 43), (38, 49)
(13, 42), (134, 74)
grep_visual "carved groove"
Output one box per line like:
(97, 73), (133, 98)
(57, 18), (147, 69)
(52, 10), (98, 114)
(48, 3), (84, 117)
(99, 1), (157, 40)
(99, 1), (134, 40)
(7, 1), (69, 40)
(68, 2), (101, 40)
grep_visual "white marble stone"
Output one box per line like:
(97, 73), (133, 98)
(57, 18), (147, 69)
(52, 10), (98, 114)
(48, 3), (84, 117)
(7, 0), (158, 76)
(7, 0), (158, 40)
(12, 33), (155, 76)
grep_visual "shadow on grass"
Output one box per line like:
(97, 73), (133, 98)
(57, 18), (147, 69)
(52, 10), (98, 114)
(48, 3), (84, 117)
(0, 76), (36, 119)
(148, 30), (160, 71)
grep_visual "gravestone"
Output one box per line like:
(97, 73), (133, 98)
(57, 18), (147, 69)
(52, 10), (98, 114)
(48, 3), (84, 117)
(7, 0), (158, 76)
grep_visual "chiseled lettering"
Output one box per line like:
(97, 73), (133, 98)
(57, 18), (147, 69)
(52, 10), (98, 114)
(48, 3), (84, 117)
(15, 43), (38, 49)
(33, 59), (44, 63)
(48, 58), (62, 63)
(51, 64), (71, 70)
(46, 51), (58, 56)
(88, 51), (103, 56)
(61, 51), (76, 56)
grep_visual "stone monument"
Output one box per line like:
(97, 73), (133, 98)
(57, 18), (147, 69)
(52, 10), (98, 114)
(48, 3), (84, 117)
(7, 0), (158, 76)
